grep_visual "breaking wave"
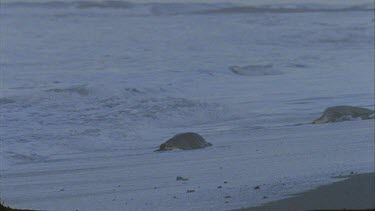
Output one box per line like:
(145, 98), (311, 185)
(198, 4), (374, 15)
(76, 1), (134, 9)
(2, 83), (234, 130)
(2, 1), (373, 16)
(46, 85), (90, 96)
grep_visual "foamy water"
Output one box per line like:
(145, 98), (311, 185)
(0, 1), (374, 210)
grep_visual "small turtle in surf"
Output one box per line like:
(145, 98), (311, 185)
(229, 64), (282, 76)
(156, 132), (212, 151)
(312, 106), (374, 124)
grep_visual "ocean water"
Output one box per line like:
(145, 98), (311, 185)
(0, 1), (374, 210)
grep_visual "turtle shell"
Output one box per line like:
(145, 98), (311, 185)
(158, 132), (212, 151)
(312, 106), (374, 124)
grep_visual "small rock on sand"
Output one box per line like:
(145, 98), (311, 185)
(176, 176), (189, 181)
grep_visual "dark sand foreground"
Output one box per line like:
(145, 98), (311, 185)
(237, 172), (375, 211)
(0, 203), (38, 211)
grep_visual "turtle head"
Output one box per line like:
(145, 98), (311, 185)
(156, 143), (176, 151)
(160, 143), (167, 151)
(312, 115), (329, 124)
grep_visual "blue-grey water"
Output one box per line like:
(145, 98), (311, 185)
(1, 0), (374, 166)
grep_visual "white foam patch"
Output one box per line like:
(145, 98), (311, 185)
(335, 115), (363, 122)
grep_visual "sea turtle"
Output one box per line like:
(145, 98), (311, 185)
(312, 105), (374, 124)
(156, 132), (212, 151)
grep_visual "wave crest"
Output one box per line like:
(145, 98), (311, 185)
(76, 1), (134, 9)
(0, 97), (17, 105)
(46, 85), (90, 96)
(3, 1), (373, 16)
(229, 64), (283, 76)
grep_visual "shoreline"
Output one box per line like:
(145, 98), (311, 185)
(236, 172), (375, 211)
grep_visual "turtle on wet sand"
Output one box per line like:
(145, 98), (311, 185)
(156, 132), (212, 151)
(312, 105), (374, 124)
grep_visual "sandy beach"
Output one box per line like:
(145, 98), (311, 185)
(237, 172), (375, 211)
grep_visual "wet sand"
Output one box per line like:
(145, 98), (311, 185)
(237, 172), (375, 211)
